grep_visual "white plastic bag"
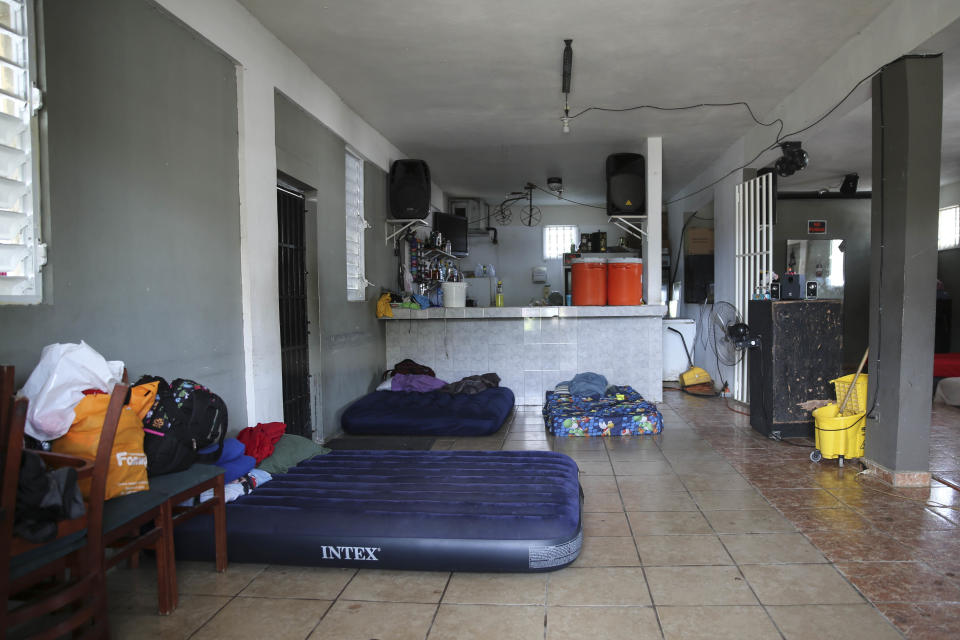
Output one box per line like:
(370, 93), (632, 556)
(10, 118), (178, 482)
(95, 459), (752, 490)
(18, 341), (124, 441)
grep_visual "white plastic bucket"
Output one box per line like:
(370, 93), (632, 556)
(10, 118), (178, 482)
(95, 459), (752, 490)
(441, 282), (468, 307)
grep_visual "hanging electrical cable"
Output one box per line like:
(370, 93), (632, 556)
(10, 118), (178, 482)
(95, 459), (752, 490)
(568, 101), (785, 141)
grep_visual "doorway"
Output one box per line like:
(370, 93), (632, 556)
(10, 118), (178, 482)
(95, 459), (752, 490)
(277, 184), (312, 437)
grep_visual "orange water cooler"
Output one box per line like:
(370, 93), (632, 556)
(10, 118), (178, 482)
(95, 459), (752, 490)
(571, 257), (607, 306)
(607, 257), (643, 305)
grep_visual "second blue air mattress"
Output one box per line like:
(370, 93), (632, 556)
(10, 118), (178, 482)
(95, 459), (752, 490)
(173, 450), (582, 572)
(341, 387), (515, 437)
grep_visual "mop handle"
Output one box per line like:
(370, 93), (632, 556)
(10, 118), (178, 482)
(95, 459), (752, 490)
(838, 348), (869, 415)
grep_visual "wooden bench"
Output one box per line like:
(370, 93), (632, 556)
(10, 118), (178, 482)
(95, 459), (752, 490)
(104, 464), (227, 613)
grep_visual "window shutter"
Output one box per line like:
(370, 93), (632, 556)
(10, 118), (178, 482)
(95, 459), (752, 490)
(0, 0), (42, 304)
(345, 150), (369, 301)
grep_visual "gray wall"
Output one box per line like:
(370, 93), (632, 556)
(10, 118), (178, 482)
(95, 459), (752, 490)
(0, 0), (247, 426)
(274, 93), (391, 442)
(773, 198), (871, 369)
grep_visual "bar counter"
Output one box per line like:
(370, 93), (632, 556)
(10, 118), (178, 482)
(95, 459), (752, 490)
(383, 305), (666, 319)
(384, 305), (666, 404)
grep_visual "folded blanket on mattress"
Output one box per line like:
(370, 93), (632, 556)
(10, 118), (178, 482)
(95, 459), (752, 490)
(543, 385), (663, 437)
(391, 373), (447, 392)
(935, 378), (960, 406)
(342, 386), (515, 437)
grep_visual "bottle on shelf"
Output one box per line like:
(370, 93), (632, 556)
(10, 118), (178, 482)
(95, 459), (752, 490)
(495, 280), (504, 307)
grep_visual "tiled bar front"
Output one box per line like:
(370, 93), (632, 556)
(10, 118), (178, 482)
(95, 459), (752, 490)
(384, 306), (665, 404)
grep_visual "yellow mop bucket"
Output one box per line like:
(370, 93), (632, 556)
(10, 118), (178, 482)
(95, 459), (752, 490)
(810, 373), (868, 464)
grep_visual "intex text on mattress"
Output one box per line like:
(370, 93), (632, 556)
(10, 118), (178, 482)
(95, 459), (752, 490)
(174, 450), (583, 572)
(340, 387), (515, 437)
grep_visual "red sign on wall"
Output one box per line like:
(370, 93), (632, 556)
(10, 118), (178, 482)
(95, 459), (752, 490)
(808, 220), (827, 234)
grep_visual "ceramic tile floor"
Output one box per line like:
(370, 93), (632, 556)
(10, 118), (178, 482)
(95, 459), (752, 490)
(105, 393), (960, 639)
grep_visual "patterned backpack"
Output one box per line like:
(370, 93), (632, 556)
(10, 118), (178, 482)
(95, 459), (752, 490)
(135, 376), (228, 476)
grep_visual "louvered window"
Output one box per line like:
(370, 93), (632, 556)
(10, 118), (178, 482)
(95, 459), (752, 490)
(0, 0), (42, 304)
(345, 150), (369, 301)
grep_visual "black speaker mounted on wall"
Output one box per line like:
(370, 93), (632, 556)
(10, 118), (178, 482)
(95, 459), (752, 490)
(389, 159), (431, 219)
(606, 153), (646, 216)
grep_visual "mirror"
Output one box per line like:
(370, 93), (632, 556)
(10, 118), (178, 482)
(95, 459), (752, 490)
(785, 239), (844, 299)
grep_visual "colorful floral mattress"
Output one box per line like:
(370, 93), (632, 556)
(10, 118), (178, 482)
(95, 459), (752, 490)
(543, 385), (663, 437)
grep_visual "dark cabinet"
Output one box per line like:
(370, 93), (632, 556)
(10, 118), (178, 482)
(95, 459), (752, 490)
(748, 300), (843, 438)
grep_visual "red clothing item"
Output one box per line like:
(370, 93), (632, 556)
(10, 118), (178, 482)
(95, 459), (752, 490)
(236, 422), (286, 464)
(935, 353), (960, 378)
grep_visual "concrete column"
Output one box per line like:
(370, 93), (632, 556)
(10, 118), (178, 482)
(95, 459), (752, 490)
(865, 55), (942, 484)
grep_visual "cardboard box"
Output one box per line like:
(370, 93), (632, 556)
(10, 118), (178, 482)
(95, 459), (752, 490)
(687, 227), (714, 255)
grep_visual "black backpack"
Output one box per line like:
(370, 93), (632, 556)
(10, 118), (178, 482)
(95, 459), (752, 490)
(135, 376), (228, 476)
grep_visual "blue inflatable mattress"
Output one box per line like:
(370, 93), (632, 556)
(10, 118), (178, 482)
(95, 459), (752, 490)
(174, 450), (582, 572)
(341, 387), (515, 437)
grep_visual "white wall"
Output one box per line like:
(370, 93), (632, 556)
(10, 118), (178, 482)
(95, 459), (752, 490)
(465, 205), (632, 307)
(460, 137), (662, 308)
(153, 0), (444, 423)
(941, 180), (960, 208)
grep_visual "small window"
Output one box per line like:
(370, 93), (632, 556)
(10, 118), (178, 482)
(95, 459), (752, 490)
(0, 0), (43, 304)
(543, 225), (578, 260)
(939, 205), (960, 251)
(345, 150), (369, 301)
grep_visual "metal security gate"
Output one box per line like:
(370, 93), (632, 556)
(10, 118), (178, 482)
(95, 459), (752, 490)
(277, 185), (312, 437)
(734, 172), (774, 403)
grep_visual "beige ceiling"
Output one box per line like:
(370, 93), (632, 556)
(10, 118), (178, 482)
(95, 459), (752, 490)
(238, 0), (899, 204)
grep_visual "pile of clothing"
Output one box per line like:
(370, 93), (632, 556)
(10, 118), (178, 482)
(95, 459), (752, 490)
(183, 422), (330, 506)
(377, 359), (501, 395)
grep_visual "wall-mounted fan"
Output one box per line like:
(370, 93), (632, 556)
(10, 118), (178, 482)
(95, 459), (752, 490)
(711, 301), (757, 366)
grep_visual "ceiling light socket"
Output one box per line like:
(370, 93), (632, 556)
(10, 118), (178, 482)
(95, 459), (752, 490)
(547, 177), (563, 195)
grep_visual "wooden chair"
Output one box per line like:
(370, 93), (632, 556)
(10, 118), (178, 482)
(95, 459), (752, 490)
(1, 365), (127, 639)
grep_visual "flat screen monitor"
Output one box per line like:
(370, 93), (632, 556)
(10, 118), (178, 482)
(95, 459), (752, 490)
(434, 212), (468, 255)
